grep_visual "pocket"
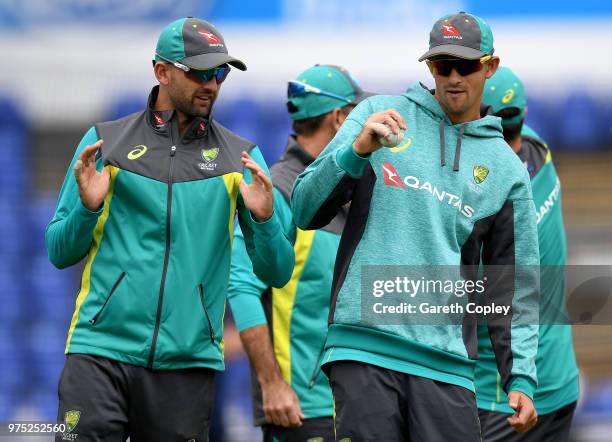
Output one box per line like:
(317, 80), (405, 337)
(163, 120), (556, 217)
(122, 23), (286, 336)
(198, 284), (216, 343)
(89, 272), (126, 325)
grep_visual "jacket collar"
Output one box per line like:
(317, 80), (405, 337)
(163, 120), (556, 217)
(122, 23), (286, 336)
(282, 135), (316, 168)
(146, 85), (210, 141)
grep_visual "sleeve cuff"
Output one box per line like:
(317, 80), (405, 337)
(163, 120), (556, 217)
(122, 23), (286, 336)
(335, 144), (370, 178)
(249, 210), (281, 236)
(75, 199), (104, 218)
(507, 376), (537, 400)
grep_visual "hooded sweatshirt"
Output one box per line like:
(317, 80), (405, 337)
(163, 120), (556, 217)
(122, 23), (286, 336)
(291, 82), (540, 397)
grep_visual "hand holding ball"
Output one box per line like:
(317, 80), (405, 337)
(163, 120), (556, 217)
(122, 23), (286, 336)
(371, 122), (405, 147)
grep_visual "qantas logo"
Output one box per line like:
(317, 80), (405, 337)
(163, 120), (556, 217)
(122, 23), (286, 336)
(198, 29), (221, 44)
(442, 23), (462, 39)
(381, 162), (475, 218)
(153, 114), (165, 127)
(382, 162), (406, 188)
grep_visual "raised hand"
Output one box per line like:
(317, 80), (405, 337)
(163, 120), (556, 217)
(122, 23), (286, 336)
(239, 151), (273, 221)
(353, 109), (407, 155)
(73, 140), (110, 211)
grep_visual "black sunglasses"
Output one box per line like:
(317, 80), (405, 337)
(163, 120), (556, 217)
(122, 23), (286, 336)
(427, 55), (492, 77)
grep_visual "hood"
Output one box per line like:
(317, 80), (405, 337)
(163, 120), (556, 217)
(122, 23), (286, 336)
(401, 82), (504, 171)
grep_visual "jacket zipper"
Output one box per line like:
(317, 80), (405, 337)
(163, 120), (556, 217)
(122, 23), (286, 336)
(198, 284), (216, 343)
(307, 340), (327, 389)
(147, 143), (176, 368)
(89, 272), (126, 325)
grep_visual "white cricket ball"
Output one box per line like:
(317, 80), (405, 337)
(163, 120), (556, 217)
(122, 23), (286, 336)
(372, 122), (405, 147)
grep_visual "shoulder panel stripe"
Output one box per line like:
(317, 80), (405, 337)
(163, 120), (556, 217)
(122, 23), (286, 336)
(223, 172), (243, 246)
(272, 228), (316, 385)
(65, 165), (120, 352)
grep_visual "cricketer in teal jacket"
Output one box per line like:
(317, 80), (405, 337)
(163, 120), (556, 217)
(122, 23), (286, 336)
(46, 86), (295, 371)
(475, 124), (579, 414)
(291, 82), (540, 398)
(227, 136), (345, 424)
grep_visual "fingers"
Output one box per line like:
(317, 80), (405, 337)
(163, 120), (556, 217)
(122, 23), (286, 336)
(507, 392), (538, 433)
(241, 152), (272, 191)
(74, 140), (104, 182)
(387, 109), (407, 131)
(79, 140), (104, 164)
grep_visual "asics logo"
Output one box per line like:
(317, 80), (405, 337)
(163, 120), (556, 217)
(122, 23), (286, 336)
(127, 145), (148, 160)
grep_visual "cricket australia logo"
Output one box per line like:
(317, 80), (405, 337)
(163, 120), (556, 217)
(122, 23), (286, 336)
(473, 165), (489, 184)
(199, 147), (219, 171)
(62, 410), (80, 441)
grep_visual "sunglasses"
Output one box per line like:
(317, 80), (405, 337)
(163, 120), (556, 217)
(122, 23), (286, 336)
(155, 53), (231, 84)
(426, 55), (492, 77)
(287, 80), (353, 104)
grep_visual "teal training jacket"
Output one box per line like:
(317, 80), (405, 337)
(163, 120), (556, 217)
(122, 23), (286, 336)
(228, 136), (345, 424)
(46, 86), (295, 370)
(475, 125), (579, 413)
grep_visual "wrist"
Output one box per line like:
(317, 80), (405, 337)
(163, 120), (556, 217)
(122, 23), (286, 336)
(251, 209), (273, 223)
(258, 372), (284, 387)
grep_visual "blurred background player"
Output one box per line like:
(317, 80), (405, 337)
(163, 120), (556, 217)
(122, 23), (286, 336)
(227, 64), (373, 442)
(45, 17), (294, 440)
(476, 66), (579, 442)
(291, 11), (540, 441)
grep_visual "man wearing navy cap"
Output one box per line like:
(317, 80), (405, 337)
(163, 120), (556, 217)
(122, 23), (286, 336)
(291, 12), (540, 440)
(47, 17), (294, 441)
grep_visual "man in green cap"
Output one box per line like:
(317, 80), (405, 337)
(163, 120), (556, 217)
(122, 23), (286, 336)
(291, 12), (540, 440)
(227, 64), (373, 442)
(46, 17), (294, 440)
(477, 66), (579, 442)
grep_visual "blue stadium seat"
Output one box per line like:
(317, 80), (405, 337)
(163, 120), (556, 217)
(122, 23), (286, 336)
(0, 325), (22, 397)
(214, 97), (261, 149)
(28, 321), (67, 392)
(524, 97), (559, 148)
(559, 92), (603, 150)
(29, 388), (59, 421)
(106, 94), (148, 121)
(257, 100), (292, 165)
(0, 266), (23, 321)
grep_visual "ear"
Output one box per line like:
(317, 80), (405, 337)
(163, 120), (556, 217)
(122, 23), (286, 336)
(154, 62), (171, 86)
(485, 57), (500, 79)
(331, 108), (347, 131)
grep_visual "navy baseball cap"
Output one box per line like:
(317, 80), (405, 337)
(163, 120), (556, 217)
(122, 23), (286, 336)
(155, 17), (246, 71)
(419, 11), (494, 61)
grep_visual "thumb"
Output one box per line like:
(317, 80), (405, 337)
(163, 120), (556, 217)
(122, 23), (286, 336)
(508, 391), (520, 410)
(239, 179), (248, 195)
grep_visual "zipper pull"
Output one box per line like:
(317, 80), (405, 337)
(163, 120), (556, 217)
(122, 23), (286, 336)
(170, 145), (176, 157)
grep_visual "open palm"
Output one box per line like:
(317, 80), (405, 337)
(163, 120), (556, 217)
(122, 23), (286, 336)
(74, 140), (110, 211)
(239, 151), (273, 221)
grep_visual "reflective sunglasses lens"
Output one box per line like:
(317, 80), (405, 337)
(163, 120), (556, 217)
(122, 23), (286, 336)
(287, 82), (307, 97)
(186, 66), (230, 84)
(215, 66), (230, 84)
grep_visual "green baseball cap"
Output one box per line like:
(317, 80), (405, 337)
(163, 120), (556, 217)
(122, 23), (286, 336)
(419, 11), (494, 61)
(155, 17), (246, 71)
(287, 64), (374, 121)
(483, 66), (526, 126)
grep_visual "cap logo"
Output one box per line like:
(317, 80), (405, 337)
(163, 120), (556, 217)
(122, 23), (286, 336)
(442, 24), (462, 40)
(502, 89), (515, 104)
(198, 29), (221, 44)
